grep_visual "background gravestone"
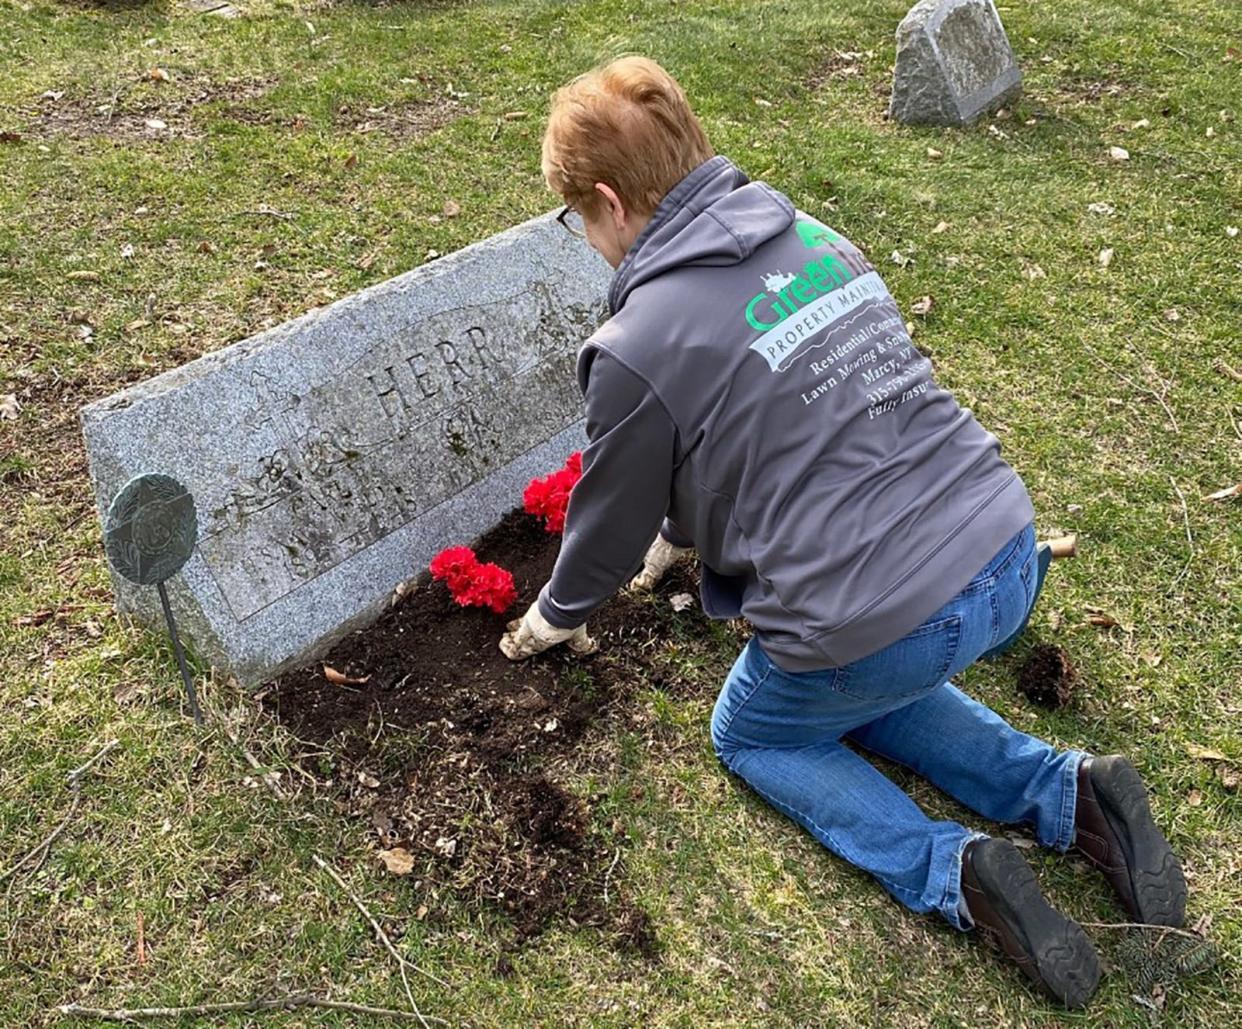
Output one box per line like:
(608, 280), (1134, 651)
(82, 211), (611, 685)
(889, 0), (1022, 126)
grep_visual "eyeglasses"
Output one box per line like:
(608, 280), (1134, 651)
(557, 205), (587, 240)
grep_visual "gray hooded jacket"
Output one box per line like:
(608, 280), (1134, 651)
(538, 156), (1034, 671)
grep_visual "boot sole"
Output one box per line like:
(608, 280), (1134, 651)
(972, 841), (1100, 1009)
(1092, 756), (1188, 927)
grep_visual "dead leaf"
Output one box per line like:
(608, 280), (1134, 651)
(197, 240), (215, 255)
(0, 131), (22, 144)
(120, 243), (135, 259)
(343, 153), (358, 170)
(931, 220), (950, 234)
(1, 393), (21, 420)
(40, 89), (64, 102)
(67, 270), (100, 282)
(670, 592), (695, 612)
(1163, 308), (1181, 322)
(1226, 47), (1241, 62)
(415, 903), (429, 920)
(323, 664), (370, 685)
(1087, 201), (1116, 215)
(910, 295), (934, 316)
(441, 199), (461, 218)
(125, 318), (151, 333)
(1140, 650), (1163, 668)
(1098, 247), (1114, 268)
(356, 250), (378, 270)
(434, 836), (457, 858)
(542, 717), (559, 733)
(13, 608), (52, 626)
(1022, 262), (1047, 281)
(148, 67), (170, 83)
(1187, 789), (1203, 807)
(357, 770), (380, 788)
(1131, 118), (1151, 130)
(926, 147), (943, 160)
(1187, 744), (1233, 763)
(890, 250), (910, 267)
(1205, 483), (1240, 501)
(144, 118), (167, 131)
(1108, 145), (1130, 161)
(1227, 226), (1240, 238)
(1217, 765), (1240, 790)
(502, 111), (528, 121)
(378, 847), (414, 875)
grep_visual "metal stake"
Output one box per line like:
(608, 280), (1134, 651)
(157, 580), (203, 726)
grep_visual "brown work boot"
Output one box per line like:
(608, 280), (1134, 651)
(1074, 755), (1187, 927)
(961, 838), (1100, 1009)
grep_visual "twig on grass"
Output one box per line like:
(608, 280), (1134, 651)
(1168, 476), (1195, 587)
(0, 739), (120, 885)
(209, 700), (288, 802)
(1080, 920), (1208, 942)
(54, 995), (442, 1022)
(234, 206), (295, 221)
(1086, 351), (1178, 433)
(313, 852), (449, 1028)
(602, 847), (622, 905)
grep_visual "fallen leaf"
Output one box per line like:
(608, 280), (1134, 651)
(1164, 308), (1181, 322)
(910, 295), (934, 316)
(356, 250), (378, 270)
(125, 318), (151, 333)
(1187, 744), (1233, 763)
(415, 904), (429, 920)
(1086, 612), (1120, 628)
(343, 153), (358, 170)
(926, 146), (942, 160)
(13, 609), (52, 626)
(931, 220), (950, 234)
(502, 111), (528, 121)
(1131, 118), (1150, 130)
(66, 270), (100, 282)
(754, 98), (772, 108)
(890, 250), (910, 267)
(149, 67), (170, 82)
(1227, 226), (1239, 238)
(542, 717), (559, 733)
(40, 89), (64, 102)
(1205, 483), (1240, 501)
(1023, 262), (1047, 281)
(1087, 201), (1116, 215)
(1108, 145), (1130, 161)
(441, 199), (461, 218)
(1098, 247), (1114, 268)
(1, 394), (20, 421)
(1218, 765), (1240, 790)
(1140, 650), (1162, 667)
(0, 130), (22, 144)
(1225, 47), (1241, 63)
(1205, 126), (1216, 138)
(1187, 789), (1203, 807)
(323, 664), (370, 685)
(379, 847), (414, 875)
(988, 124), (1008, 140)
(357, 770), (380, 788)
(121, 243), (135, 259)
(670, 592), (695, 612)
(197, 240), (215, 255)
(144, 118), (167, 131)
(434, 836), (457, 858)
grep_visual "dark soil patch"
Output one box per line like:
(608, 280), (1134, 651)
(1018, 644), (1078, 708)
(263, 509), (722, 950)
(332, 95), (468, 140)
(26, 77), (276, 142)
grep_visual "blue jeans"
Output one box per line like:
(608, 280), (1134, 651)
(710, 524), (1086, 930)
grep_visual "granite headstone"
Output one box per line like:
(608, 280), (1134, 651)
(889, 0), (1022, 126)
(82, 211), (612, 685)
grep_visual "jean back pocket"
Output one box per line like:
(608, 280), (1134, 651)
(834, 614), (963, 703)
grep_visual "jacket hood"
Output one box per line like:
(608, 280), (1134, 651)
(608, 156), (795, 314)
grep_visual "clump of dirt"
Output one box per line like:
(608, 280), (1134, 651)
(1018, 644), (1078, 708)
(264, 510), (715, 950)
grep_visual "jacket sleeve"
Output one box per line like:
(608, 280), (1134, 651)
(538, 349), (677, 628)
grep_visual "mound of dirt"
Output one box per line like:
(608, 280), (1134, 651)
(1018, 644), (1078, 708)
(263, 510), (717, 950)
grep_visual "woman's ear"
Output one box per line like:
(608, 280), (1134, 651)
(594, 182), (627, 232)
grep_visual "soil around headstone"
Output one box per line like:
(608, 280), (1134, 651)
(263, 509), (719, 952)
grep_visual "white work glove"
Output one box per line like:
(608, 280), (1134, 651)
(628, 535), (693, 591)
(499, 601), (598, 660)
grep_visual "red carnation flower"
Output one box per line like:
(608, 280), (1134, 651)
(523, 451), (583, 534)
(428, 546), (517, 615)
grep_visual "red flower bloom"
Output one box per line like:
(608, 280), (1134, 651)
(523, 451), (583, 534)
(428, 546), (517, 615)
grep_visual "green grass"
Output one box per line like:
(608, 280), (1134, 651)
(1, 0), (1239, 1024)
